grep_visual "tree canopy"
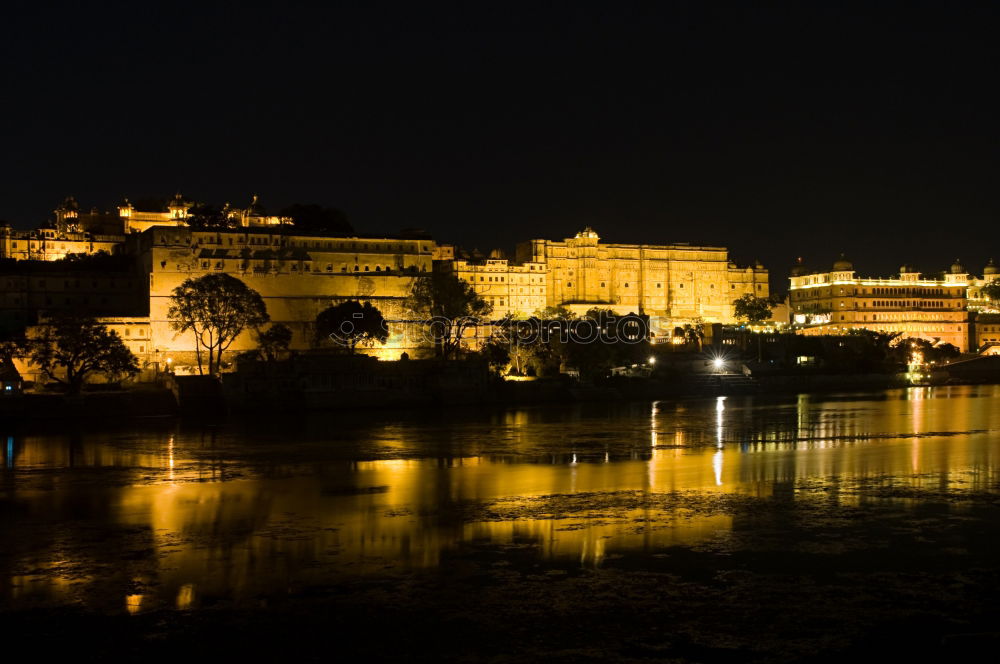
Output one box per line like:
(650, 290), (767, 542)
(983, 278), (1000, 303)
(314, 300), (388, 352)
(254, 323), (293, 361)
(168, 274), (269, 375)
(30, 316), (139, 394)
(407, 272), (492, 358)
(733, 294), (773, 324)
(186, 203), (233, 230)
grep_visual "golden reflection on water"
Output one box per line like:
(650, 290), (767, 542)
(3, 385), (1000, 611)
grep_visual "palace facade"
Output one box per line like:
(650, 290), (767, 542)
(136, 226), (435, 369)
(443, 249), (548, 320)
(789, 257), (972, 351)
(0, 195), (294, 262)
(515, 228), (770, 325)
(0, 225), (123, 261)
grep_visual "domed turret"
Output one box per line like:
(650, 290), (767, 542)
(790, 257), (807, 277)
(832, 253), (853, 271)
(985, 258), (998, 276)
(951, 259), (965, 274)
(900, 264), (916, 274)
(488, 248), (507, 260)
(117, 197), (133, 219)
(168, 193), (187, 219)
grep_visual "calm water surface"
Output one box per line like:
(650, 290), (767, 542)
(3, 385), (1000, 613)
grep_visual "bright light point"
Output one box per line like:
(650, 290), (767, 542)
(648, 356), (656, 365)
(713, 358), (724, 369)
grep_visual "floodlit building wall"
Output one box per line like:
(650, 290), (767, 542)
(137, 226), (436, 369)
(515, 228), (769, 324)
(789, 260), (971, 351)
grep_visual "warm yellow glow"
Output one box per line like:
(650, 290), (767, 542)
(125, 594), (143, 614)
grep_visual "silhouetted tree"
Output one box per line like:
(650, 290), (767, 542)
(983, 278), (1000, 303)
(30, 316), (139, 394)
(255, 323), (293, 361)
(734, 294), (773, 362)
(733, 294), (773, 324)
(315, 300), (388, 353)
(682, 322), (704, 350)
(186, 203), (233, 229)
(408, 272), (492, 358)
(168, 274), (269, 375)
(478, 334), (512, 374)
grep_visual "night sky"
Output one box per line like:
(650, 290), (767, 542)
(2, 3), (997, 290)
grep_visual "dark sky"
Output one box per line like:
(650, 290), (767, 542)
(2, 2), (997, 290)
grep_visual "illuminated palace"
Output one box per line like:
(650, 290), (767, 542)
(515, 228), (770, 325)
(138, 226), (434, 368)
(0, 194), (289, 261)
(789, 257), (973, 351)
(442, 248), (548, 319)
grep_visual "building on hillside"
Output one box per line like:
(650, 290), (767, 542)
(134, 226), (436, 370)
(444, 249), (548, 319)
(965, 258), (999, 312)
(788, 256), (971, 351)
(96, 193), (292, 235)
(514, 227), (770, 329)
(0, 224), (123, 261)
(973, 313), (1000, 354)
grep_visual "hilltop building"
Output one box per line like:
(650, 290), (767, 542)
(966, 258), (999, 313)
(1, 194), (293, 261)
(789, 257), (971, 351)
(0, 225), (123, 261)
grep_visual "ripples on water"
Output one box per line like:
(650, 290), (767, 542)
(3, 385), (1000, 613)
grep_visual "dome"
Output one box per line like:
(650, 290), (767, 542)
(832, 253), (853, 271)
(168, 193), (186, 209)
(790, 257), (807, 277)
(899, 264), (917, 273)
(950, 259), (965, 274)
(984, 258), (997, 276)
(488, 248), (507, 260)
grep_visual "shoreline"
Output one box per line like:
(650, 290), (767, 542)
(0, 374), (996, 422)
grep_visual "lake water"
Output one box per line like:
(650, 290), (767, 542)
(4, 385), (1000, 616)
